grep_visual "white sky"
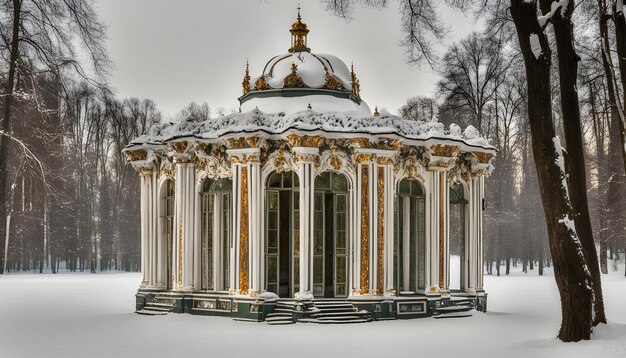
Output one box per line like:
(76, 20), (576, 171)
(96, 0), (481, 119)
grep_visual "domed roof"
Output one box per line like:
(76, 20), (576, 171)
(239, 8), (371, 116)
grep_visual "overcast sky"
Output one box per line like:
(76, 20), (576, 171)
(96, 0), (481, 120)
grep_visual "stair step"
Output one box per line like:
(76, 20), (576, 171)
(266, 316), (293, 322)
(135, 309), (168, 316)
(433, 312), (473, 319)
(317, 315), (368, 321)
(435, 305), (473, 313)
(299, 318), (371, 324)
(144, 302), (172, 310)
(267, 320), (295, 325)
(312, 311), (370, 317)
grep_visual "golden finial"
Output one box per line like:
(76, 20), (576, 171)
(291, 62), (298, 73)
(351, 62), (361, 97)
(307, 103), (312, 109)
(242, 59), (251, 95)
(289, 4), (310, 53)
(374, 106), (380, 116)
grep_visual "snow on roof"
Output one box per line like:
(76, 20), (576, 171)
(128, 108), (494, 151)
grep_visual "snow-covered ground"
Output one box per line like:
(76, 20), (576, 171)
(1, 267), (625, 358)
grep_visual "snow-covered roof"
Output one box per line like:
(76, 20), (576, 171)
(127, 108), (494, 152)
(258, 52), (352, 90)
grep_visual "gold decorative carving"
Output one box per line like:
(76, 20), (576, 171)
(284, 63), (306, 88)
(377, 138), (401, 151)
(355, 153), (372, 163)
(323, 70), (344, 91)
(191, 155), (206, 171)
(226, 136), (260, 149)
(376, 166), (385, 295)
(242, 60), (251, 95)
(360, 165), (369, 292)
(172, 141), (188, 154)
(473, 151), (494, 164)
(431, 144), (460, 158)
(255, 76), (268, 90)
(439, 172), (445, 290)
(349, 137), (370, 148)
(178, 217), (183, 287)
(287, 134), (323, 148)
(127, 150), (147, 161)
(139, 167), (153, 178)
(239, 167), (249, 295)
(373, 106), (380, 116)
(351, 63), (361, 97)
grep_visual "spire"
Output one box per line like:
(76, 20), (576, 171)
(374, 106), (380, 116)
(351, 62), (361, 97)
(242, 59), (251, 95)
(289, 4), (310, 53)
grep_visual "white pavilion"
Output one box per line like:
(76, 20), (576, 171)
(125, 9), (495, 323)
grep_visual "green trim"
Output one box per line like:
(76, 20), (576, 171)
(238, 88), (362, 105)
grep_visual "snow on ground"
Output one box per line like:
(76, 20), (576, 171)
(0, 267), (625, 358)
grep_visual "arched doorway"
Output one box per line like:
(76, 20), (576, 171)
(313, 171), (349, 298)
(395, 178), (426, 294)
(265, 171), (299, 297)
(162, 179), (175, 290)
(449, 184), (467, 291)
(200, 178), (232, 291)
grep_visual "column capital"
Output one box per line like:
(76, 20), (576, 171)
(292, 146), (319, 163)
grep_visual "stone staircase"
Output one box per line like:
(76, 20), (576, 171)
(135, 297), (176, 316)
(265, 301), (296, 325)
(432, 297), (474, 319)
(265, 299), (373, 324)
(300, 299), (373, 324)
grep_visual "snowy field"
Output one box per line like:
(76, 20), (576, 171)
(1, 268), (625, 358)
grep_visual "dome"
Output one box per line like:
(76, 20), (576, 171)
(239, 8), (371, 116)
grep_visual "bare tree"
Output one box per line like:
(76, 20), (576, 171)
(0, 0), (108, 274)
(399, 96), (438, 121)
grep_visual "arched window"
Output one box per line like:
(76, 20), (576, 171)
(313, 171), (349, 298)
(395, 178), (426, 294)
(449, 185), (467, 291)
(265, 171), (299, 297)
(200, 178), (232, 291)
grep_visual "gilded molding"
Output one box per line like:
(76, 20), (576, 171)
(139, 167), (153, 178)
(473, 151), (494, 164)
(127, 149), (147, 161)
(323, 71), (344, 91)
(254, 76), (268, 90)
(226, 136), (261, 149)
(431, 144), (460, 158)
(172, 141), (188, 154)
(360, 165), (369, 292)
(376, 166), (385, 295)
(242, 61), (251, 95)
(283, 63), (306, 88)
(239, 167), (249, 295)
(287, 134), (323, 148)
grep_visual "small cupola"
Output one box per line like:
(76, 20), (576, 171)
(289, 5), (310, 53)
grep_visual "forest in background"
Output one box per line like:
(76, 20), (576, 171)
(0, 0), (625, 282)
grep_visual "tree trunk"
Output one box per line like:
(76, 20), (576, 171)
(0, 0), (22, 275)
(510, 0), (593, 342)
(547, 0), (607, 325)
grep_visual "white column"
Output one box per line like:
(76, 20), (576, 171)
(384, 164), (395, 295)
(212, 194), (222, 290)
(140, 170), (148, 287)
(466, 176), (477, 294)
(293, 147), (317, 295)
(477, 174), (485, 291)
(230, 162), (241, 293)
(249, 159), (262, 295)
(183, 163), (196, 290)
